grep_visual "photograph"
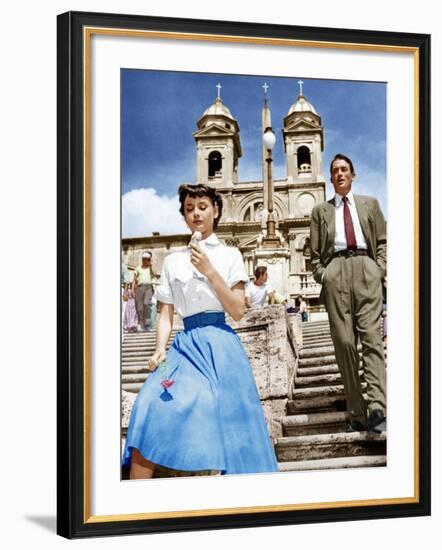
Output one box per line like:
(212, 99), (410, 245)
(120, 71), (388, 480)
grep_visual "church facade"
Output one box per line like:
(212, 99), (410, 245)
(122, 86), (326, 308)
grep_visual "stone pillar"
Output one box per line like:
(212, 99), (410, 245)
(252, 247), (291, 299)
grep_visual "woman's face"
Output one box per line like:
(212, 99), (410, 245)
(183, 195), (218, 237)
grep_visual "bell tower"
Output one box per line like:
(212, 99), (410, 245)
(282, 81), (325, 185)
(193, 84), (242, 188)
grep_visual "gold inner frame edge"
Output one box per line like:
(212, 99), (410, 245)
(82, 25), (421, 524)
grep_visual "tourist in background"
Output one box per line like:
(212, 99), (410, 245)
(123, 288), (138, 333)
(245, 266), (275, 308)
(299, 295), (308, 322)
(132, 251), (155, 331)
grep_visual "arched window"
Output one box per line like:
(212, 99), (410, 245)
(297, 146), (311, 173)
(208, 151), (222, 177)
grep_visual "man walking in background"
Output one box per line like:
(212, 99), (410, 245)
(245, 266), (275, 309)
(309, 154), (387, 434)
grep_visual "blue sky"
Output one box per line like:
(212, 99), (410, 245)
(122, 70), (386, 237)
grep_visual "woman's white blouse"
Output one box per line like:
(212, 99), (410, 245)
(154, 233), (249, 318)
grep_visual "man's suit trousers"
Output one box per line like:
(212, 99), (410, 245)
(322, 254), (386, 424)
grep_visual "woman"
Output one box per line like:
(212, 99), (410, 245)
(299, 295), (308, 322)
(122, 183), (279, 478)
(122, 287), (138, 333)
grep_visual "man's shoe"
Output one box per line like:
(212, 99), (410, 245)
(368, 409), (387, 434)
(346, 420), (367, 433)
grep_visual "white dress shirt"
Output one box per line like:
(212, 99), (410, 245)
(334, 191), (368, 252)
(245, 281), (273, 308)
(154, 233), (249, 318)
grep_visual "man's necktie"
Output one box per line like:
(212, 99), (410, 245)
(342, 196), (357, 250)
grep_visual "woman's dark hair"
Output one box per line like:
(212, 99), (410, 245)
(330, 153), (355, 176)
(178, 183), (223, 230)
(254, 266), (267, 280)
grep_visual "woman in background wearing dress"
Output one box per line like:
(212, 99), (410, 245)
(122, 183), (279, 479)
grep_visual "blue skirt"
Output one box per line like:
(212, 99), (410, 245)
(122, 311), (279, 475)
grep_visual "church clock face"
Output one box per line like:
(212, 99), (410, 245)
(297, 192), (316, 216)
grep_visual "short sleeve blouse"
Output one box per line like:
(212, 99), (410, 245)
(153, 233), (249, 318)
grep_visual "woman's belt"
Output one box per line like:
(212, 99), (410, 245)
(183, 311), (226, 330)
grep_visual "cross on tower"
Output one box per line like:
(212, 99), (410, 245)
(216, 82), (222, 98)
(297, 79), (304, 95)
(262, 82), (269, 96)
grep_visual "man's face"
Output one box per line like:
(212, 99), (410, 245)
(330, 159), (354, 196)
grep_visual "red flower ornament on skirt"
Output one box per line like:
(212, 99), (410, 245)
(160, 378), (175, 390)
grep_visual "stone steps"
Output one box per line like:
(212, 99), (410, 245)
(123, 372), (152, 384)
(302, 332), (331, 339)
(123, 352), (155, 360)
(122, 357), (155, 364)
(122, 361), (153, 368)
(282, 411), (349, 436)
(301, 339), (334, 348)
(122, 334), (175, 348)
(299, 344), (363, 359)
(121, 330), (179, 394)
(124, 382), (145, 393)
(301, 327), (330, 335)
(294, 370), (364, 387)
(297, 364), (360, 377)
(276, 431), (386, 462)
(301, 331), (331, 339)
(288, 395), (354, 414)
(299, 354), (346, 368)
(278, 455), (386, 472)
(122, 365), (150, 374)
(279, 319), (386, 472)
(293, 383), (367, 399)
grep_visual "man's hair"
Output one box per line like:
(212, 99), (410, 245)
(178, 183), (223, 230)
(330, 153), (355, 176)
(254, 266), (267, 280)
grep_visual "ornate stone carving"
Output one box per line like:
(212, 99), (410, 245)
(225, 237), (240, 247)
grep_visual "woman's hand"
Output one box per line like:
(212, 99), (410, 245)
(147, 349), (166, 372)
(190, 244), (215, 277)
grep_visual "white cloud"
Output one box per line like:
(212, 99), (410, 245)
(122, 188), (190, 238)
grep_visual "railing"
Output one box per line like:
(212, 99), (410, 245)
(289, 272), (322, 297)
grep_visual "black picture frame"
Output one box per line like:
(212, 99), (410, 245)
(57, 10), (431, 539)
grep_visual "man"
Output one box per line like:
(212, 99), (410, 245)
(245, 266), (275, 309)
(132, 251), (155, 331)
(309, 154), (387, 434)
